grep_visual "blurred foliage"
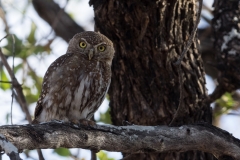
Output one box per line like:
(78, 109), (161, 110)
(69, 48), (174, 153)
(98, 107), (112, 124)
(22, 85), (39, 104)
(215, 92), (236, 116)
(105, 94), (110, 101)
(97, 94), (111, 124)
(4, 24), (51, 59)
(0, 68), (11, 90)
(54, 148), (71, 157)
(0, 21), (51, 104)
(97, 151), (115, 160)
(5, 113), (10, 124)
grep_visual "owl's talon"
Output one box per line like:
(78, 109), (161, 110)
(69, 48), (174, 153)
(122, 120), (133, 126)
(52, 119), (63, 123)
(79, 119), (96, 127)
(70, 119), (79, 125)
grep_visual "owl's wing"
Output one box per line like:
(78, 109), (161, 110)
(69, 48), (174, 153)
(32, 98), (44, 124)
(33, 53), (74, 123)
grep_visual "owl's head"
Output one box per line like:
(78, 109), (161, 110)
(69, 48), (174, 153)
(67, 31), (115, 65)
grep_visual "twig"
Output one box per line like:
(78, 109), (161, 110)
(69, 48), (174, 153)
(0, 80), (12, 83)
(36, 149), (45, 160)
(169, 66), (184, 126)
(91, 150), (97, 160)
(0, 35), (8, 42)
(174, 0), (202, 65)
(0, 48), (32, 123)
(207, 85), (226, 104)
(10, 34), (15, 125)
(0, 5), (10, 33)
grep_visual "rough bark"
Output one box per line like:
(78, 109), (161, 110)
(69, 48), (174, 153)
(0, 123), (239, 160)
(32, 0), (84, 42)
(90, 0), (213, 159)
(209, 0), (240, 103)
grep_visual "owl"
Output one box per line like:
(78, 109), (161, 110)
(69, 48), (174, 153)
(32, 31), (114, 124)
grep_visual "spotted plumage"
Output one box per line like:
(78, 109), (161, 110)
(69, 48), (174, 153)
(33, 31), (114, 123)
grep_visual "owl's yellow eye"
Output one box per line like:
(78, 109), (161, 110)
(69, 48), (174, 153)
(98, 45), (106, 52)
(79, 42), (87, 48)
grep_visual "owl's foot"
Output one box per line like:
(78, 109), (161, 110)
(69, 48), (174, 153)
(70, 119), (79, 125)
(122, 120), (133, 126)
(79, 119), (96, 127)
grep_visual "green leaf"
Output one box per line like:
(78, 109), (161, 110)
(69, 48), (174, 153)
(34, 45), (46, 54)
(1, 47), (11, 55)
(27, 22), (37, 44)
(27, 69), (43, 93)
(22, 86), (39, 104)
(25, 92), (39, 104)
(13, 63), (23, 74)
(54, 148), (71, 157)
(215, 92), (236, 116)
(5, 35), (24, 57)
(98, 107), (112, 124)
(97, 151), (115, 160)
(0, 69), (11, 90)
(106, 94), (110, 100)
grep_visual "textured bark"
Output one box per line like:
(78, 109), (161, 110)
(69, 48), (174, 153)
(90, 0), (214, 159)
(0, 123), (239, 160)
(210, 0), (240, 103)
(32, 0), (84, 42)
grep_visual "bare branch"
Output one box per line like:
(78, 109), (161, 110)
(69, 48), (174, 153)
(0, 48), (32, 123)
(0, 134), (22, 160)
(32, 0), (84, 42)
(0, 122), (239, 159)
(0, 4), (10, 33)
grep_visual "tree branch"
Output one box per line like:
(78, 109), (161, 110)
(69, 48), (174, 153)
(0, 134), (22, 160)
(0, 48), (32, 123)
(0, 122), (239, 159)
(32, 0), (84, 42)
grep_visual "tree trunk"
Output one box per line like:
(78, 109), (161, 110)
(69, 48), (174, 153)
(90, 0), (215, 159)
(209, 0), (240, 102)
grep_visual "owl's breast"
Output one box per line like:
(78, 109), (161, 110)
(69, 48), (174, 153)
(68, 61), (111, 120)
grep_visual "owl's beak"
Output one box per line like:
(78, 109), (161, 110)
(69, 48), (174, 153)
(88, 49), (94, 60)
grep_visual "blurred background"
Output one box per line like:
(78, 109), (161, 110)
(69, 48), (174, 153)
(0, 0), (239, 159)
